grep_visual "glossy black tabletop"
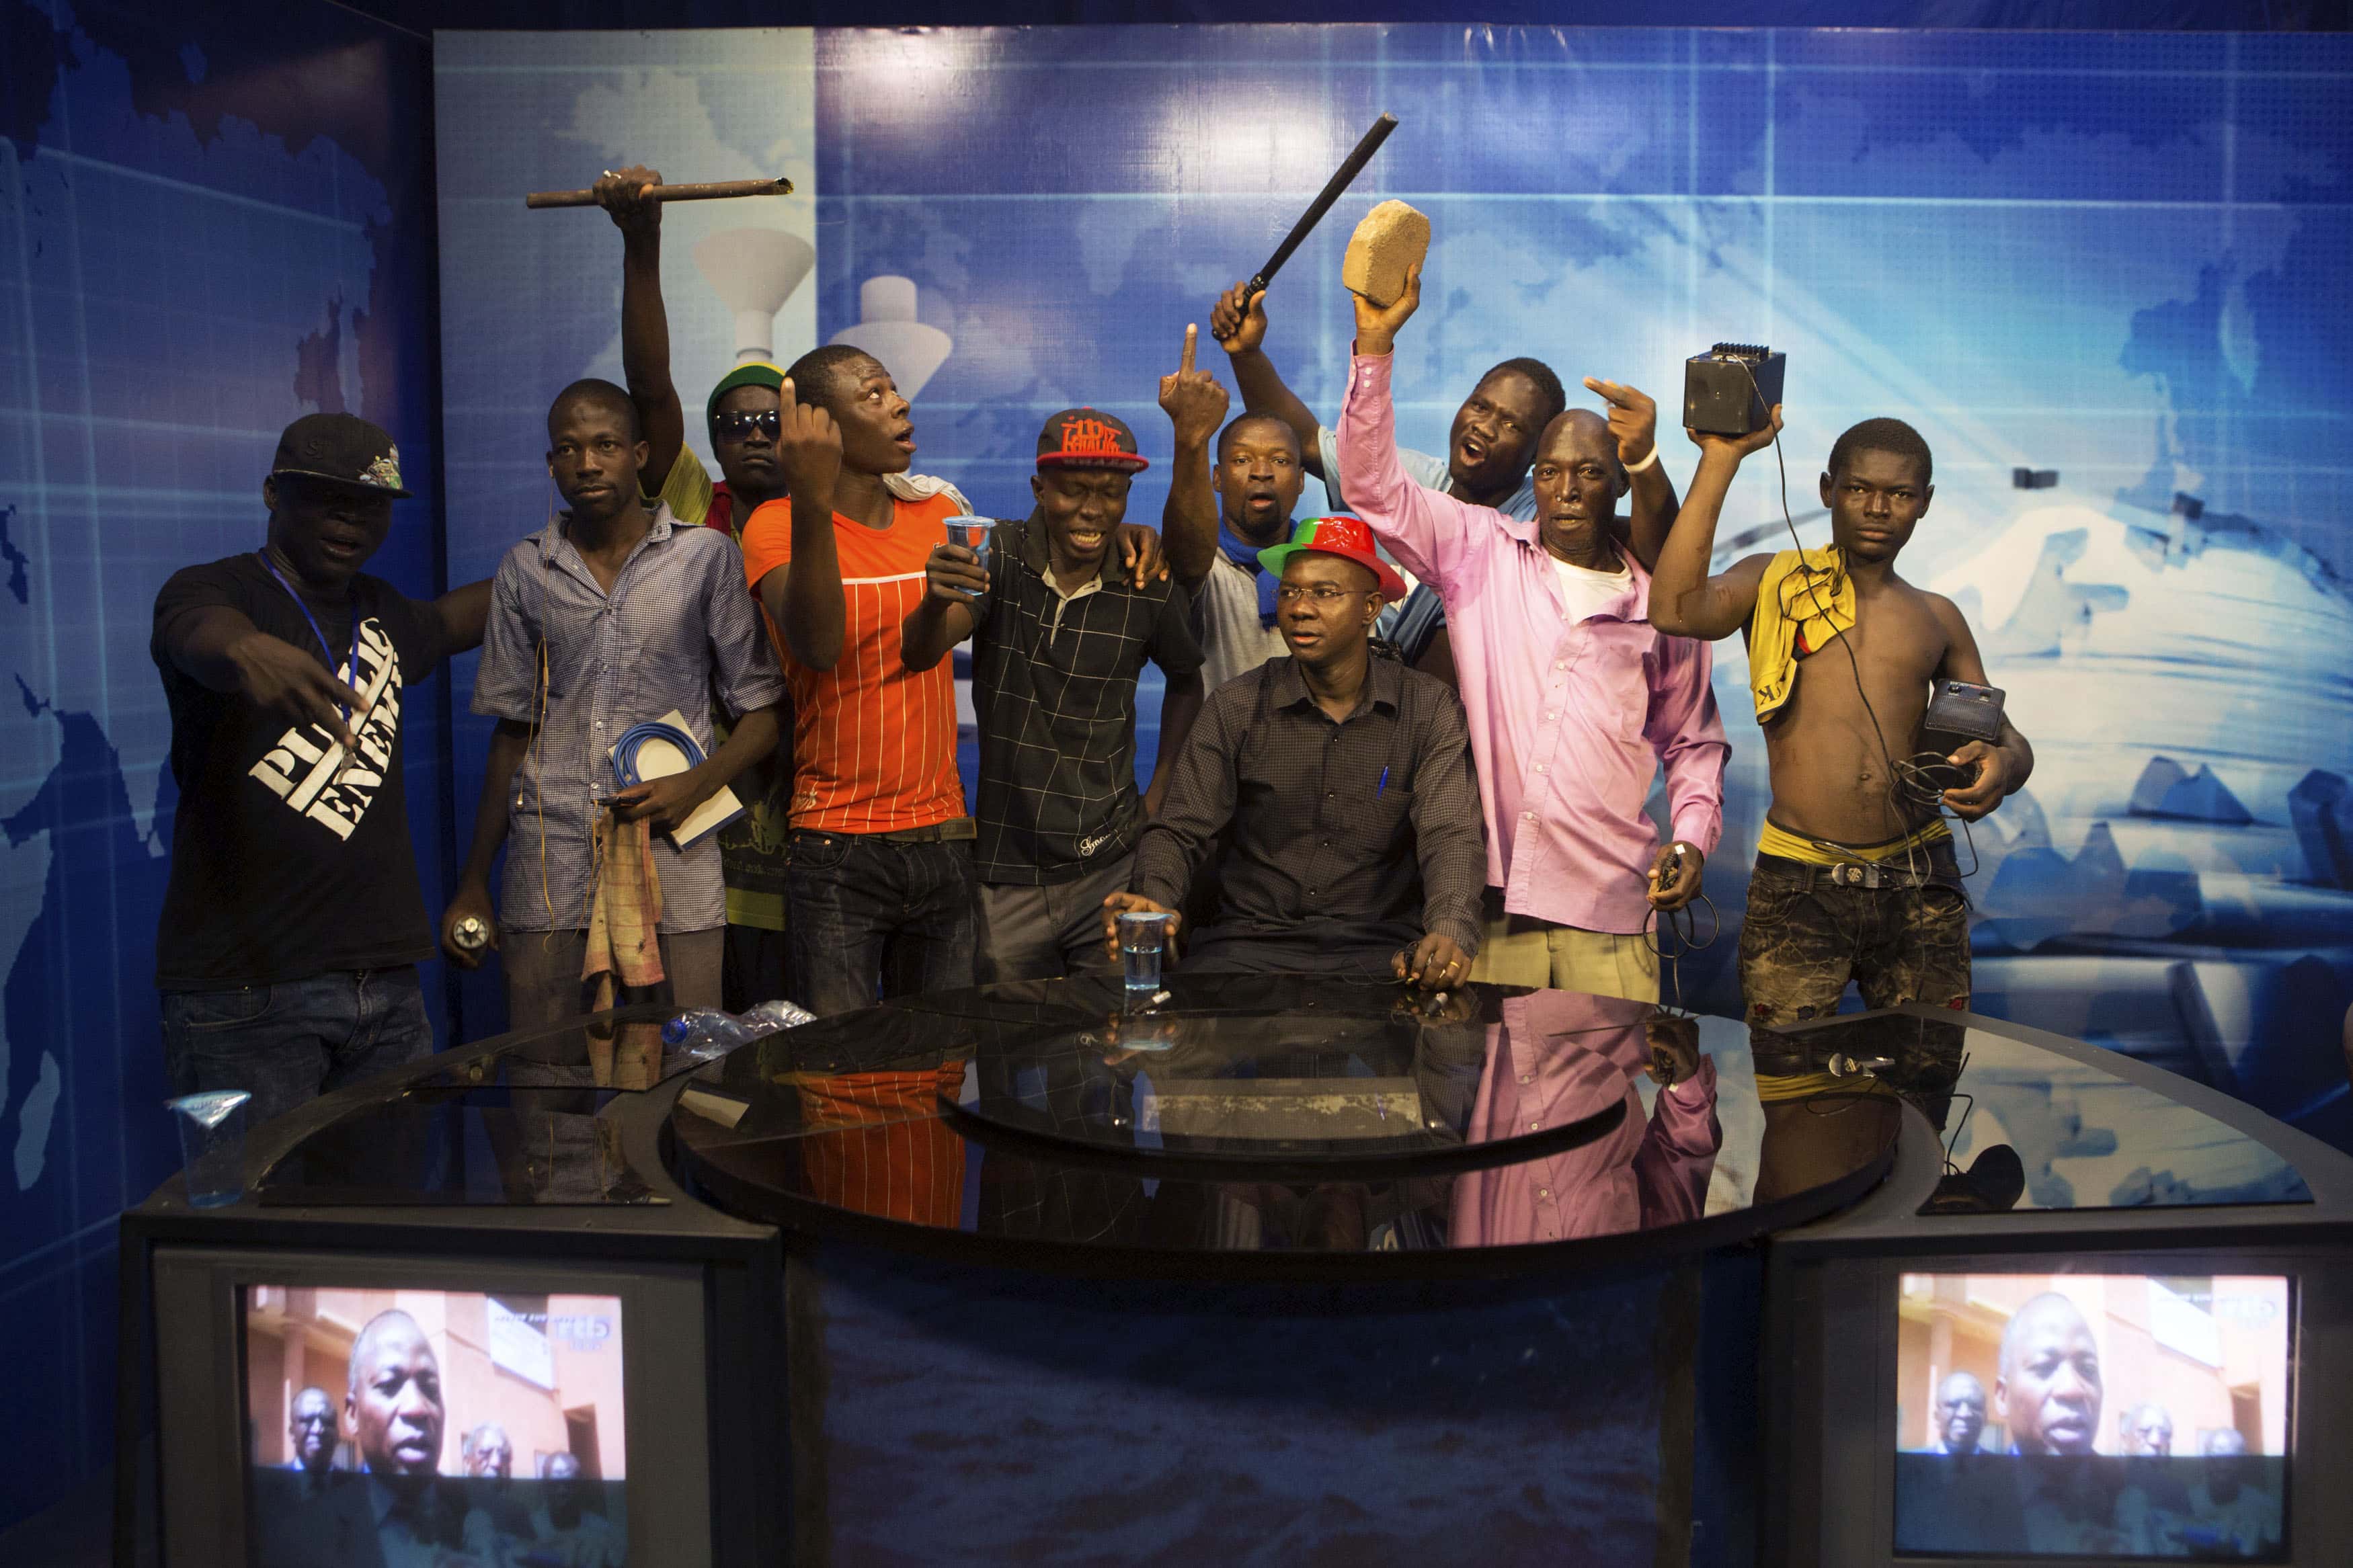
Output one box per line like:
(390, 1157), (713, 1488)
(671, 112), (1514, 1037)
(1751, 1008), (2312, 1214)
(256, 1005), (707, 1206)
(669, 975), (1909, 1274)
(246, 979), (2314, 1248)
(940, 976), (1638, 1178)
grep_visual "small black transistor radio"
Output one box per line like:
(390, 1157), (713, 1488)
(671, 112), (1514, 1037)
(1683, 343), (1786, 436)
(1921, 679), (2005, 755)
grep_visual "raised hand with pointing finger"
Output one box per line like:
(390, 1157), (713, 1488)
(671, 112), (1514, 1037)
(1158, 323), (1230, 450)
(1582, 378), (1661, 474)
(774, 378), (843, 507)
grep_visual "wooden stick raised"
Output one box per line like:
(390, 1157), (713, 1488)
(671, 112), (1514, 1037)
(524, 175), (795, 210)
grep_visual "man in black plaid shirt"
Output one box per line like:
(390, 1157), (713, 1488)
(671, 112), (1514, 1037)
(902, 407), (1206, 982)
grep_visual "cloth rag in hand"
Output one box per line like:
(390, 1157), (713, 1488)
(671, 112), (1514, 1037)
(582, 811), (665, 1011)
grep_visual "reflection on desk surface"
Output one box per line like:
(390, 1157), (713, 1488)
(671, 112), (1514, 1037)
(672, 977), (1917, 1255)
(417, 1009), (722, 1094)
(258, 1014), (688, 1206)
(1753, 1010), (2312, 1214)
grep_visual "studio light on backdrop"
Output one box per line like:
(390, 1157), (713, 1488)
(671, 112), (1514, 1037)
(694, 227), (815, 365)
(831, 276), (953, 399)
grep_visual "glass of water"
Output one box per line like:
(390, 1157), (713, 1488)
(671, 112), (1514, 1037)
(943, 515), (996, 554)
(167, 1089), (253, 1208)
(1116, 909), (1175, 1006)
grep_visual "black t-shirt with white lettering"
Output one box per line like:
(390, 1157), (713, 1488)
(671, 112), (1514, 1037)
(152, 552), (447, 988)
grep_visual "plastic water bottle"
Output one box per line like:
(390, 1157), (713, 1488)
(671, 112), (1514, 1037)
(740, 998), (817, 1034)
(662, 1009), (756, 1053)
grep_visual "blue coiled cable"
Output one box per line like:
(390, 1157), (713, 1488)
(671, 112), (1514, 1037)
(611, 719), (707, 788)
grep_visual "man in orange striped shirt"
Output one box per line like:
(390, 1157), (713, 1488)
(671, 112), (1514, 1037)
(740, 344), (974, 1015)
(744, 346), (1172, 1014)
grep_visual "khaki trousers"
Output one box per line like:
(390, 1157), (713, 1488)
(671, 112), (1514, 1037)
(1466, 911), (1659, 1002)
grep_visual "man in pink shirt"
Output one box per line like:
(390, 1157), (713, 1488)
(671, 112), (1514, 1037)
(1451, 991), (1720, 1247)
(1334, 262), (1728, 999)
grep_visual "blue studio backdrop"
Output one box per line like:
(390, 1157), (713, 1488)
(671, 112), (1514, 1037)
(435, 23), (2353, 1150)
(0, 0), (445, 1535)
(2, 2), (2352, 1542)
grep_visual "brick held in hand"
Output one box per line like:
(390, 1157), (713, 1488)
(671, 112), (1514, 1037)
(1343, 200), (1430, 308)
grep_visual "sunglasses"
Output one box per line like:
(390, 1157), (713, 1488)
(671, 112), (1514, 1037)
(713, 409), (781, 440)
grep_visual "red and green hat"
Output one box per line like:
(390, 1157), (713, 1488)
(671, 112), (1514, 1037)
(1257, 515), (1408, 604)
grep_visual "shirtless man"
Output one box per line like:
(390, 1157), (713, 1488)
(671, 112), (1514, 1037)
(1648, 411), (2032, 1029)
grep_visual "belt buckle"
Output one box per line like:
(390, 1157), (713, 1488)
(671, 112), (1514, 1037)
(1833, 862), (1882, 889)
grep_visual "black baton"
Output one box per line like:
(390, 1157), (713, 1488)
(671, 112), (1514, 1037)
(1246, 112), (1400, 300)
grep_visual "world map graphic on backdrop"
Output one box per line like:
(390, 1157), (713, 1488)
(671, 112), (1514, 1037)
(0, 0), (441, 1524)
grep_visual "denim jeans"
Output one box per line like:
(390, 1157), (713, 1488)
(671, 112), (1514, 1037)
(161, 966), (434, 1129)
(787, 831), (977, 1016)
(1738, 838), (1972, 1040)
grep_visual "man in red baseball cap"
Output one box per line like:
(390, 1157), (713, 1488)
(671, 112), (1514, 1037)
(1103, 516), (1483, 987)
(900, 406), (1206, 985)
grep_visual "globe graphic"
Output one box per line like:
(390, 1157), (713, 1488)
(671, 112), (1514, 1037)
(1684, 487), (2353, 1147)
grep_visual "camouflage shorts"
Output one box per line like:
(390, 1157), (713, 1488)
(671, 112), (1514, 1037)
(1737, 839), (1970, 1035)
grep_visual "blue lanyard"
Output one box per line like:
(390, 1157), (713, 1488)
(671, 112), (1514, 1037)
(1218, 523), (1283, 627)
(257, 551), (362, 725)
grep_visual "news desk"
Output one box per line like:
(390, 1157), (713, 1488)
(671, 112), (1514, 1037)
(120, 977), (2353, 1567)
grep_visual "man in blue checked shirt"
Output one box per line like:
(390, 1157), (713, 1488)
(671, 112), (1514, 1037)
(442, 378), (787, 1028)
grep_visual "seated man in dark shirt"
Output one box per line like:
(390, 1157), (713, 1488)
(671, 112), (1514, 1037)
(1101, 516), (1484, 986)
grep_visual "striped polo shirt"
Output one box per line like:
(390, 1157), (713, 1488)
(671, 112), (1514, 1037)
(740, 491), (967, 834)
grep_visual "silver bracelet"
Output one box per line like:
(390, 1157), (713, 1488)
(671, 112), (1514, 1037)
(1624, 444), (1661, 476)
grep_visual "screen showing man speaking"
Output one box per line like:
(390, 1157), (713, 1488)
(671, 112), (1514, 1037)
(242, 1284), (627, 1567)
(1893, 1272), (2290, 1560)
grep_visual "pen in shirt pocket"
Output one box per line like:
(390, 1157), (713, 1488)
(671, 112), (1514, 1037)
(1378, 766), (1390, 797)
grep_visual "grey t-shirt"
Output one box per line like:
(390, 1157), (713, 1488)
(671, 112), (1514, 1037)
(1193, 553), (1291, 694)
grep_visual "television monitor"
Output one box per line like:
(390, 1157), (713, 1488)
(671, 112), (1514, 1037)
(1891, 1271), (2291, 1561)
(149, 1247), (718, 1568)
(243, 1283), (629, 1566)
(1761, 1242), (2353, 1568)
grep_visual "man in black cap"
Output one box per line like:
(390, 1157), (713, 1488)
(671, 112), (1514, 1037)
(153, 413), (489, 1126)
(902, 404), (1206, 982)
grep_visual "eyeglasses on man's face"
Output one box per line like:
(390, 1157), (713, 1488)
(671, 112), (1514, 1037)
(713, 409), (782, 441)
(1275, 583), (1371, 604)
